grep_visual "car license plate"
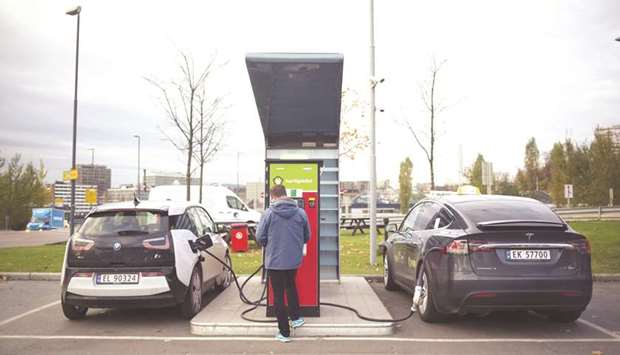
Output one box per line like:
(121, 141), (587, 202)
(506, 249), (551, 261)
(96, 273), (139, 284)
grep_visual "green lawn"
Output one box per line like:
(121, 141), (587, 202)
(1, 221), (618, 274)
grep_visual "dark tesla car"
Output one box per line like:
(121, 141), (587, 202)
(381, 194), (592, 323)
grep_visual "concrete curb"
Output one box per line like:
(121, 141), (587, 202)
(1, 272), (619, 282)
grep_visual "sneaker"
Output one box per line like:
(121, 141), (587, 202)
(291, 318), (305, 329)
(275, 332), (291, 343)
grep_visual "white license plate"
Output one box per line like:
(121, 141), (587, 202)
(96, 273), (139, 284)
(506, 249), (551, 261)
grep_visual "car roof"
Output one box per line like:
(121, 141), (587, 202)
(91, 200), (199, 216)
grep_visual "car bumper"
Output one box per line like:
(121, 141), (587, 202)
(61, 266), (188, 309)
(433, 273), (593, 314)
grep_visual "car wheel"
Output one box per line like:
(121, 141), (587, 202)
(61, 300), (87, 320)
(415, 268), (446, 323)
(179, 266), (202, 319)
(383, 253), (398, 291)
(217, 253), (233, 290)
(544, 310), (583, 323)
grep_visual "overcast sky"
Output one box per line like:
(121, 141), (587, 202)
(1, 0), (619, 188)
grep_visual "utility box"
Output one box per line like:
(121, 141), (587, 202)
(229, 223), (249, 252)
(246, 52), (343, 317)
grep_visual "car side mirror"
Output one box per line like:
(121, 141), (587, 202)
(216, 224), (231, 234)
(386, 224), (397, 234)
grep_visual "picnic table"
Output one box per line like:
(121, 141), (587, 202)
(340, 214), (404, 235)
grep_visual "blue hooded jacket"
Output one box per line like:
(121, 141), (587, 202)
(256, 198), (310, 270)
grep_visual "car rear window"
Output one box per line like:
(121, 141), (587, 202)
(457, 200), (562, 225)
(78, 211), (164, 236)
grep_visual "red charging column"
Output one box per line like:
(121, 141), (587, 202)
(267, 191), (320, 316)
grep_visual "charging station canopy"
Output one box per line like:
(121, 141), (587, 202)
(246, 53), (344, 149)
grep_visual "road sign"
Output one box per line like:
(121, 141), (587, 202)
(564, 184), (574, 199)
(85, 189), (97, 205)
(63, 169), (79, 181)
(481, 162), (493, 186)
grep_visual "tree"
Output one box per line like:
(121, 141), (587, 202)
(0, 153), (50, 230)
(194, 86), (225, 203)
(570, 143), (592, 206)
(398, 157), (413, 214)
(515, 169), (528, 195)
(548, 142), (567, 205)
(466, 153), (485, 193)
(589, 131), (617, 206)
(524, 137), (541, 192)
(494, 173), (519, 196)
(339, 88), (369, 160)
(404, 58), (448, 190)
(147, 51), (216, 201)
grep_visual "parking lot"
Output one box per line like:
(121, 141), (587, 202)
(0, 279), (618, 355)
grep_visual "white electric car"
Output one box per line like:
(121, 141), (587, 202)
(60, 200), (232, 319)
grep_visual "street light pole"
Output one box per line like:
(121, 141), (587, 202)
(133, 135), (141, 194)
(66, 5), (81, 236)
(368, 0), (378, 265)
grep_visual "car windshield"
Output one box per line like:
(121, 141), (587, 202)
(458, 200), (563, 225)
(78, 210), (164, 237)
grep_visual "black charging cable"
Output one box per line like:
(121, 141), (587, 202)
(203, 249), (416, 323)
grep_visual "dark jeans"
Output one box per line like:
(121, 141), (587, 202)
(268, 269), (300, 337)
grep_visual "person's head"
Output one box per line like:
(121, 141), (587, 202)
(270, 184), (287, 201)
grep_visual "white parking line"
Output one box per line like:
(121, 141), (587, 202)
(0, 335), (619, 343)
(0, 300), (60, 327)
(577, 319), (620, 339)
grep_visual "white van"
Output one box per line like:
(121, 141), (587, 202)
(148, 185), (262, 224)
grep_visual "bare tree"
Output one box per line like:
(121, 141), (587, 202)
(194, 86), (225, 203)
(340, 88), (369, 160)
(146, 51), (216, 201)
(404, 58), (448, 190)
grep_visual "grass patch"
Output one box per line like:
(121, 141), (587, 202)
(0, 221), (617, 274)
(0, 244), (65, 272)
(569, 220), (620, 274)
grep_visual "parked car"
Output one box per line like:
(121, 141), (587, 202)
(60, 200), (232, 320)
(148, 185), (262, 224)
(382, 194), (592, 323)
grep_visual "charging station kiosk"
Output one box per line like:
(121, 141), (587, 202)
(246, 53), (343, 317)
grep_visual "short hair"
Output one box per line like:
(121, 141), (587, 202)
(270, 184), (287, 198)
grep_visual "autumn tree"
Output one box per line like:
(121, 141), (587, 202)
(465, 153), (485, 193)
(589, 131), (618, 206)
(524, 137), (541, 193)
(339, 88), (369, 160)
(548, 142), (567, 205)
(398, 157), (413, 214)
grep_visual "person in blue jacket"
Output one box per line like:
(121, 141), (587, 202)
(256, 184), (310, 343)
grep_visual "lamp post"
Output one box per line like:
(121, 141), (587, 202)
(133, 135), (141, 194)
(368, 0), (378, 265)
(66, 5), (81, 236)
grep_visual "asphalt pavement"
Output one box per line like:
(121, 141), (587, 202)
(0, 279), (618, 354)
(0, 229), (69, 248)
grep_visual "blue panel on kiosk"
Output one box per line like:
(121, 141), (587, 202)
(245, 53), (343, 149)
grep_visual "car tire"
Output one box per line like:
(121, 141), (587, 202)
(217, 253), (233, 290)
(415, 268), (446, 323)
(61, 301), (87, 320)
(179, 266), (202, 319)
(545, 310), (583, 323)
(383, 253), (398, 291)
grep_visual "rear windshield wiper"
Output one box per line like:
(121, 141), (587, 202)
(116, 229), (149, 235)
(476, 220), (567, 230)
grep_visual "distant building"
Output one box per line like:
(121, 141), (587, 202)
(144, 171), (200, 187)
(105, 186), (140, 203)
(596, 125), (620, 151)
(52, 181), (97, 216)
(77, 164), (111, 204)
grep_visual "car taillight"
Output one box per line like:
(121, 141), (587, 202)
(570, 239), (591, 254)
(445, 240), (469, 255)
(71, 237), (94, 251)
(143, 236), (170, 250)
